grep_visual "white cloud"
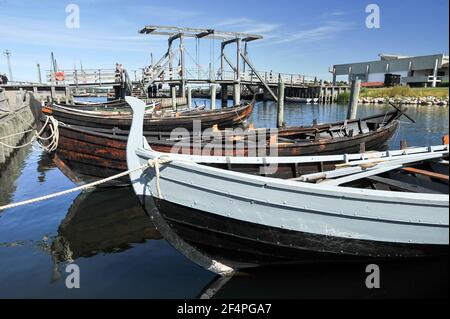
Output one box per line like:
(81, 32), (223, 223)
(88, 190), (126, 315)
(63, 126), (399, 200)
(319, 11), (347, 19)
(0, 14), (165, 53)
(274, 21), (353, 44)
(215, 18), (253, 27)
(130, 4), (200, 20)
(214, 17), (352, 47)
(214, 18), (280, 35)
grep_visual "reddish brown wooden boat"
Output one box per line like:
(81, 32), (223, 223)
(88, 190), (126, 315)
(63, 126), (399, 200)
(57, 99), (159, 111)
(42, 101), (254, 132)
(45, 110), (402, 186)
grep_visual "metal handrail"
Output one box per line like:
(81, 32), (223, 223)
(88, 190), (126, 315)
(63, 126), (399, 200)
(45, 68), (320, 86)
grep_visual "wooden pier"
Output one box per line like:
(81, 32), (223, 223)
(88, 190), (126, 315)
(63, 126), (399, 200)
(1, 83), (72, 104)
(0, 87), (36, 168)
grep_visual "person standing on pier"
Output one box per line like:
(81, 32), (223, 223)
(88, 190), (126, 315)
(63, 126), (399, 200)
(0, 73), (8, 85)
(114, 63), (121, 83)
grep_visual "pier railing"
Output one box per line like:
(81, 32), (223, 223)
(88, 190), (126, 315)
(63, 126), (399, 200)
(46, 69), (120, 86)
(219, 71), (318, 86)
(142, 68), (319, 86)
(46, 68), (321, 88)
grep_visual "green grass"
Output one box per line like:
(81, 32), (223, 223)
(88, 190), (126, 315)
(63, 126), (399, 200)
(360, 87), (449, 98)
(337, 91), (350, 103)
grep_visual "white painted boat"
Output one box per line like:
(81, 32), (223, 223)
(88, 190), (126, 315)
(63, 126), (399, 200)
(125, 97), (449, 275)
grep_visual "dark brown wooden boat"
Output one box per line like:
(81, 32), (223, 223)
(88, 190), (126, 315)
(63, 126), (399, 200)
(72, 99), (129, 107)
(58, 99), (158, 112)
(42, 100), (254, 132)
(45, 110), (402, 186)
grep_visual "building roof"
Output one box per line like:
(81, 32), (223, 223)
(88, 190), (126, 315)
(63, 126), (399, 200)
(379, 53), (412, 61)
(333, 54), (448, 76)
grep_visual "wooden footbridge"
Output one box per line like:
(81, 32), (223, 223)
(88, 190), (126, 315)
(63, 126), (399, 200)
(43, 25), (349, 104)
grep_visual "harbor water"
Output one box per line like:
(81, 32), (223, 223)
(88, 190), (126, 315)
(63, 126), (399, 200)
(0, 101), (448, 298)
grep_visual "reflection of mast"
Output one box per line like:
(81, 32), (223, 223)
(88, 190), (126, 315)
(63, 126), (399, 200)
(49, 187), (161, 281)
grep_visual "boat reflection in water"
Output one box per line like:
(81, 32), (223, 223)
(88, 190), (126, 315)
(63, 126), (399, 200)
(199, 258), (449, 299)
(49, 187), (161, 280)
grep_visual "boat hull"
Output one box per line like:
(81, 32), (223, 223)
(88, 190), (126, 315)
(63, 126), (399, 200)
(151, 197), (448, 269)
(129, 151), (448, 274)
(42, 102), (254, 132)
(125, 96), (448, 274)
(47, 114), (399, 186)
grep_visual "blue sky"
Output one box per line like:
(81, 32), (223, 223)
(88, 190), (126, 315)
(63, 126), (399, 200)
(0, 0), (448, 81)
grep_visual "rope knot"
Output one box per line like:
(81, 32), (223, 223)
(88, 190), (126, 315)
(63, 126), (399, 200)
(146, 156), (172, 199)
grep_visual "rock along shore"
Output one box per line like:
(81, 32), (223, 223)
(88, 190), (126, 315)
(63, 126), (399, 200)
(359, 96), (449, 106)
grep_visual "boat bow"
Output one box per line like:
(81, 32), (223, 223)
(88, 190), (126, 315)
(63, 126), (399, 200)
(125, 96), (236, 275)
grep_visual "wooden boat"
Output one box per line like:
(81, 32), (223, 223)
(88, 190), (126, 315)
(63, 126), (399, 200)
(60, 100), (158, 112)
(42, 100), (254, 132)
(54, 101), (206, 115)
(71, 99), (207, 113)
(72, 99), (129, 107)
(45, 106), (402, 186)
(125, 97), (449, 274)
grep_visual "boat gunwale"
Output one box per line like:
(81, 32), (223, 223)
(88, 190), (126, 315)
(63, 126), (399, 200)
(50, 110), (401, 149)
(134, 144), (449, 206)
(46, 100), (254, 120)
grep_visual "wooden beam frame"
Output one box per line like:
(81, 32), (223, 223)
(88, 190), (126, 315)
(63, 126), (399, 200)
(240, 51), (278, 101)
(139, 25), (263, 41)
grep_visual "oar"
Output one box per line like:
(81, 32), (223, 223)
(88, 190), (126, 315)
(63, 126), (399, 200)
(388, 101), (416, 123)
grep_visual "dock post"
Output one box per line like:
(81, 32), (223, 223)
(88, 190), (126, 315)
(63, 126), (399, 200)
(221, 84), (228, 108)
(400, 140), (408, 150)
(233, 82), (241, 106)
(332, 67), (337, 85)
(36, 63), (42, 84)
(210, 84), (217, 109)
(171, 85), (177, 111)
(277, 75), (285, 128)
(347, 80), (361, 120)
(187, 86), (192, 108)
(179, 34), (186, 96)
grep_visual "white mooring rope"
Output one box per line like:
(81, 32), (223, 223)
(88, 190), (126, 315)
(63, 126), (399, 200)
(0, 157), (171, 211)
(147, 156), (172, 199)
(0, 115), (60, 153)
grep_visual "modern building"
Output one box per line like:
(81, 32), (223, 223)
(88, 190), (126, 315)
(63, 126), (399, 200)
(331, 54), (449, 87)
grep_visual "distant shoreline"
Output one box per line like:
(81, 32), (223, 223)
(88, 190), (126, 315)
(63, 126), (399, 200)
(338, 87), (449, 106)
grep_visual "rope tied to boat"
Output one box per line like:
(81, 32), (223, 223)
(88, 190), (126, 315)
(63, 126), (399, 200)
(147, 156), (172, 199)
(0, 160), (153, 212)
(0, 154), (176, 211)
(0, 114), (60, 153)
